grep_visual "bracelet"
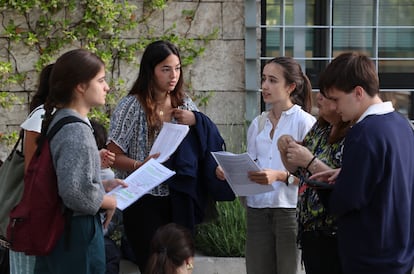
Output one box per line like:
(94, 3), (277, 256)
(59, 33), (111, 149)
(305, 156), (317, 172)
(133, 160), (139, 170)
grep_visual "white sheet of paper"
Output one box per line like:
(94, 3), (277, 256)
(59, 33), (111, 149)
(107, 158), (176, 210)
(211, 151), (274, 196)
(150, 122), (190, 163)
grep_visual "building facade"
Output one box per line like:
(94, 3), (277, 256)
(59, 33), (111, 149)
(1, 0), (413, 159)
(245, 0), (414, 121)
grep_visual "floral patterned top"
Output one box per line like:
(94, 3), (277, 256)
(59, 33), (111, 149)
(296, 120), (345, 245)
(108, 94), (198, 196)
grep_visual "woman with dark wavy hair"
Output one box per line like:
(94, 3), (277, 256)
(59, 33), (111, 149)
(145, 223), (195, 274)
(9, 63), (54, 274)
(107, 40), (230, 273)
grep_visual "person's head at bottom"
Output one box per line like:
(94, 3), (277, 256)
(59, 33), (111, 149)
(145, 223), (195, 274)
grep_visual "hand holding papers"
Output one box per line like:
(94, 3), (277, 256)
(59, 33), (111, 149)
(211, 151), (274, 196)
(150, 122), (189, 163)
(108, 158), (175, 210)
(109, 122), (188, 210)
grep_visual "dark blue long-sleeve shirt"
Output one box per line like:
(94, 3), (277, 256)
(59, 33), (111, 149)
(330, 111), (414, 274)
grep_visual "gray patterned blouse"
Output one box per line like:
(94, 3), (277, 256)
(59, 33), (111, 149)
(108, 94), (198, 196)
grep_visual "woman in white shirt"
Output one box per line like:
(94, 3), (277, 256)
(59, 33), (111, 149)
(9, 64), (54, 274)
(245, 57), (316, 274)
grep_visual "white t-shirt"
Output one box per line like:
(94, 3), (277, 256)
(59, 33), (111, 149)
(246, 105), (316, 208)
(20, 105), (45, 133)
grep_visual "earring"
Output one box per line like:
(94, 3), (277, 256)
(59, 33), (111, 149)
(186, 263), (193, 270)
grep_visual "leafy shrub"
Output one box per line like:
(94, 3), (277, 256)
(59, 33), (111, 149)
(0, 0), (216, 147)
(195, 198), (246, 257)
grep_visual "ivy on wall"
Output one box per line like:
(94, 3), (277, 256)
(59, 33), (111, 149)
(0, 0), (217, 144)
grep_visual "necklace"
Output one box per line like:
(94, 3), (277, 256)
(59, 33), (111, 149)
(156, 92), (170, 118)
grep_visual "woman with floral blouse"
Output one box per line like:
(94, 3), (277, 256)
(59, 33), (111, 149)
(278, 91), (350, 274)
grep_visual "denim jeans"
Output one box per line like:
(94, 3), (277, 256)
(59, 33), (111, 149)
(246, 207), (299, 274)
(9, 250), (35, 274)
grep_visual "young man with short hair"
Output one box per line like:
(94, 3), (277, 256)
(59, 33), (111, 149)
(318, 52), (414, 274)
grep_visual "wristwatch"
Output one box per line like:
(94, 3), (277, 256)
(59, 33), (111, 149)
(285, 171), (295, 186)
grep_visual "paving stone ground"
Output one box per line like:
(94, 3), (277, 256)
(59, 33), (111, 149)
(120, 257), (414, 274)
(119, 256), (307, 274)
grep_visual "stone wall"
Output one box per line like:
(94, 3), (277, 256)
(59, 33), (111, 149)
(0, 0), (247, 160)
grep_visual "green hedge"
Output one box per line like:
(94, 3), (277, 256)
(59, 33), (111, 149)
(195, 198), (246, 257)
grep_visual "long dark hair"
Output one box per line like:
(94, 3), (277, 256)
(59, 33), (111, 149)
(40, 49), (105, 138)
(265, 57), (313, 113)
(145, 223), (195, 274)
(129, 40), (185, 128)
(29, 63), (54, 112)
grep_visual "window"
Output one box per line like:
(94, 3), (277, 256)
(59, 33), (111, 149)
(255, 0), (414, 118)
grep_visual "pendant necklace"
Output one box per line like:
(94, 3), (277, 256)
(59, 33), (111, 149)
(157, 92), (170, 118)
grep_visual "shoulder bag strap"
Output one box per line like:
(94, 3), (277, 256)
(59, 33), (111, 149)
(257, 111), (269, 134)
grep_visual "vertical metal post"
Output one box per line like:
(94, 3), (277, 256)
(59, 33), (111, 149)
(245, 0), (260, 122)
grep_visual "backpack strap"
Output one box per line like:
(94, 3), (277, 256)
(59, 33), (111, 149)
(42, 115), (89, 251)
(36, 116), (89, 156)
(257, 111), (269, 134)
(47, 116), (89, 141)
